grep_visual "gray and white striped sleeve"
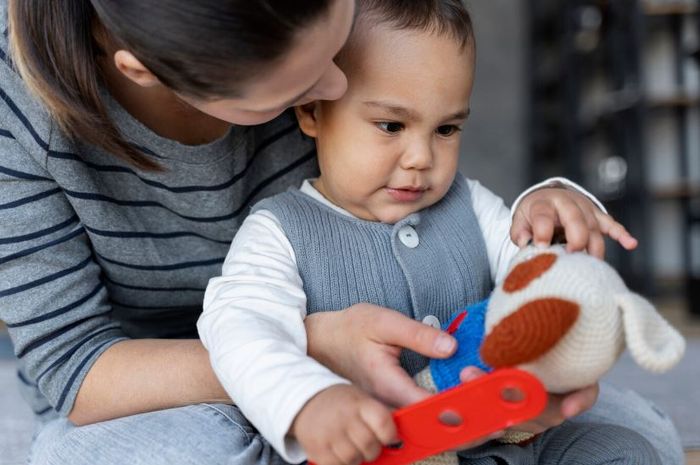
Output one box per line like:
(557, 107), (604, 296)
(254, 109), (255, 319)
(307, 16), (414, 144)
(0, 114), (127, 416)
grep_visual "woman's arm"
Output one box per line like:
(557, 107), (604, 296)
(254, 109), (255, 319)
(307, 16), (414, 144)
(69, 339), (228, 424)
(0, 117), (228, 424)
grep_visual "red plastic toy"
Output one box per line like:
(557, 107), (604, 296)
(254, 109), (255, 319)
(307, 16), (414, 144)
(310, 368), (546, 465)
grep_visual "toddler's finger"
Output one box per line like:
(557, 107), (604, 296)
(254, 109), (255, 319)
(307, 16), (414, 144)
(528, 203), (557, 247)
(348, 421), (383, 463)
(359, 400), (398, 446)
(597, 213), (638, 250)
(510, 211), (532, 248)
(554, 201), (589, 252)
(331, 440), (364, 465)
(585, 230), (606, 259)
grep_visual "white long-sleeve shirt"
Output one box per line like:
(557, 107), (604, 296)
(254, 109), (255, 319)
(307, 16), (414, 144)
(197, 176), (603, 462)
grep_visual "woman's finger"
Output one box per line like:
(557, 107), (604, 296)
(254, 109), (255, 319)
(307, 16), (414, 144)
(372, 364), (433, 407)
(459, 366), (486, 383)
(367, 306), (457, 358)
(561, 383), (599, 418)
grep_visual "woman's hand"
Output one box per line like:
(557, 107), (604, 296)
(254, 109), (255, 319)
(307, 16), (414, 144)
(305, 303), (457, 408)
(459, 367), (599, 436)
(510, 187), (638, 258)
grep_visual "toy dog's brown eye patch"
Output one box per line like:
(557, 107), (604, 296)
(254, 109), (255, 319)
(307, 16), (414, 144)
(481, 298), (579, 367)
(503, 253), (557, 293)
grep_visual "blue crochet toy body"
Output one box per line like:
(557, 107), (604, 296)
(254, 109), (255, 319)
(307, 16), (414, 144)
(429, 298), (493, 392)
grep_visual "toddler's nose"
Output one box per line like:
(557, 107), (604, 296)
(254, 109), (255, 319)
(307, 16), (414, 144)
(401, 143), (433, 170)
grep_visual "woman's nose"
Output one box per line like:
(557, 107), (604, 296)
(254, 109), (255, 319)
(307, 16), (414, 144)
(307, 63), (348, 102)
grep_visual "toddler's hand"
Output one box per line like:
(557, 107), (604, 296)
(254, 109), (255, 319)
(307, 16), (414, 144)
(510, 187), (638, 258)
(291, 384), (398, 465)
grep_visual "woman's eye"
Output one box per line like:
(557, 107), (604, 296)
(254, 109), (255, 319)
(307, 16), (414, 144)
(377, 122), (405, 134)
(436, 125), (461, 137)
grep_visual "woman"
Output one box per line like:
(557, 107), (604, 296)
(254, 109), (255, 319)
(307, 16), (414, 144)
(0, 1), (681, 464)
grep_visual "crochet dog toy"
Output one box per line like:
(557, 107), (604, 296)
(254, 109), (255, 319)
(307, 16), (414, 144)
(412, 245), (686, 465)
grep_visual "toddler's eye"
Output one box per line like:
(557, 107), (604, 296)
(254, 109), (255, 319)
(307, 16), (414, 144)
(436, 125), (462, 137)
(376, 122), (405, 134)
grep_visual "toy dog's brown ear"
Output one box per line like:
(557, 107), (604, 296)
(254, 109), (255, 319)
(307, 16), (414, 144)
(617, 293), (686, 373)
(481, 298), (579, 367)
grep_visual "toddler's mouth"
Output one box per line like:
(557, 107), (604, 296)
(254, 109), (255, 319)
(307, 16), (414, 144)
(385, 186), (428, 202)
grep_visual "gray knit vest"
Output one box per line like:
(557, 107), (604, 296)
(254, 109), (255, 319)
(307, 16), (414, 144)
(252, 175), (492, 375)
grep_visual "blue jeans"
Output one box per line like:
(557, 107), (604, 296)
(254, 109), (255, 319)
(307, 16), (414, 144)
(28, 383), (682, 465)
(572, 383), (683, 464)
(29, 403), (286, 465)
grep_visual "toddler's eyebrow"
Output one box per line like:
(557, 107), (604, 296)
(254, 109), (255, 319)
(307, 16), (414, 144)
(363, 101), (470, 122)
(448, 108), (471, 121)
(363, 101), (418, 120)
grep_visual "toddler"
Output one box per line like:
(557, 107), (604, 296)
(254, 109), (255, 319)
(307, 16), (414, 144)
(198, 1), (657, 465)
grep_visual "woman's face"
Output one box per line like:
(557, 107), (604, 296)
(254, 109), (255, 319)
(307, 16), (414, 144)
(178, 0), (355, 126)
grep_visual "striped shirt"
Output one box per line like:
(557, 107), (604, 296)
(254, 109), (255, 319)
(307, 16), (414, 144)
(0, 1), (317, 417)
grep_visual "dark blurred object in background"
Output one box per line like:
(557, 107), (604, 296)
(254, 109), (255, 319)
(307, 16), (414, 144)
(527, 0), (700, 315)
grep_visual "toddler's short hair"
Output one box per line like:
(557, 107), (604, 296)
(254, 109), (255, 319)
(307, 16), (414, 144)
(355, 0), (474, 50)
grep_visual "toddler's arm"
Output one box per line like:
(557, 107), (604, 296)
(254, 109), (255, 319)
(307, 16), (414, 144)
(197, 209), (349, 462)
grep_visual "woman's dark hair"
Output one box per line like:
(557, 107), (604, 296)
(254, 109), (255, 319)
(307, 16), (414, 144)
(8, 0), (333, 170)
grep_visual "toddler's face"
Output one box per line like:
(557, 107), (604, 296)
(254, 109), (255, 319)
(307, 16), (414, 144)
(296, 23), (475, 224)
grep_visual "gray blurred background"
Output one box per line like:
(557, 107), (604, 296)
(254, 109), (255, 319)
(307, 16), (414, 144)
(2, 1), (699, 463)
(460, 0), (700, 312)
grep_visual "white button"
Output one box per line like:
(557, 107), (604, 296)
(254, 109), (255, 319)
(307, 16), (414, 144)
(422, 315), (441, 329)
(398, 226), (419, 248)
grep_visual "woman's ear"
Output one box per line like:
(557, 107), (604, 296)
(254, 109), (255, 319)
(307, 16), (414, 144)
(294, 102), (320, 138)
(114, 50), (161, 88)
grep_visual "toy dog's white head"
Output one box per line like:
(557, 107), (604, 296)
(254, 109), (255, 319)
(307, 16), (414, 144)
(480, 245), (686, 393)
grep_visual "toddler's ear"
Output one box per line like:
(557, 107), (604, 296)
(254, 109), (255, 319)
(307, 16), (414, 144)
(294, 102), (321, 138)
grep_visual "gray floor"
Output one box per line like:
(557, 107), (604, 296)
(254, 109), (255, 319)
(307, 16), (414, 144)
(0, 342), (34, 465)
(603, 339), (700, 450)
